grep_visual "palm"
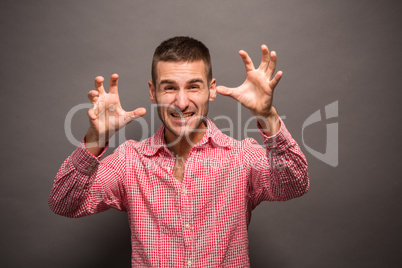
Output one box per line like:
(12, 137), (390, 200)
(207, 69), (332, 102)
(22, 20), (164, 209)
(234, 69), (274, 115)
(91, 93), (126, 133)
(217, 45), (282, 117)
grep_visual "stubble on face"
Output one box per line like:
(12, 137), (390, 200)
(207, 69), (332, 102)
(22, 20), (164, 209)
(152, 61), (214, 145)
(156, 95), (209, 138)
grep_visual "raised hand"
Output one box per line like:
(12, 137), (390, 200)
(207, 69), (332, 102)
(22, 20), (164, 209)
(86, 74), (146, 155)
(216, 45), (282, 135)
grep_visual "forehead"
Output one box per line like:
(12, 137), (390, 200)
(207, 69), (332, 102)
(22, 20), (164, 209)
(156, 60), (207, 83)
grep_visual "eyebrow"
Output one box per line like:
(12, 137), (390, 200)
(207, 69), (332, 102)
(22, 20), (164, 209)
(159, 78), (205, 85)
(159, 79), (176, 85)
(188, 78), (205, 85)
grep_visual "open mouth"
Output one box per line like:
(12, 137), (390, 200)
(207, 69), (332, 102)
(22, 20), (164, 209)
(171, 112), (194, 119)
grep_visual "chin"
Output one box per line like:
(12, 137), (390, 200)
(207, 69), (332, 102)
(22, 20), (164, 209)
(166, 117), (206, 138)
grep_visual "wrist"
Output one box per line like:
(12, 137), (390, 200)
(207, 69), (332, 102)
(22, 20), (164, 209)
(255, 107), (281, 136)
(85, 128), (107, 156)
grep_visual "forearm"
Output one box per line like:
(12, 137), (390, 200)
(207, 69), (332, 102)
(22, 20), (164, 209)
(48, 140), (125, 217)
(266, 143), (309, 201)
(249, 119), (309, 204)
(264, 120), (309, 200)
(48, 140), (106, 217)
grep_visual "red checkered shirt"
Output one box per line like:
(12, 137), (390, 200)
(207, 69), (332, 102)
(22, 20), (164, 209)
(49, 118), (309, 267)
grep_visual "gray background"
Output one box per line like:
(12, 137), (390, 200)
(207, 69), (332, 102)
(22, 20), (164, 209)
(1, 0), (401, 267)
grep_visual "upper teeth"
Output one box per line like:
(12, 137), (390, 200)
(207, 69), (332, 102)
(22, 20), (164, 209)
(172, 113), (192, 118)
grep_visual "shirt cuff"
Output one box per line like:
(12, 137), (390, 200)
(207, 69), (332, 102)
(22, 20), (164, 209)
(257, 117), (293, 153)
(70, 137), (108, 175)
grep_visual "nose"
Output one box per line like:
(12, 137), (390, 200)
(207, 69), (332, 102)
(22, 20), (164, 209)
(174, 89), (189, 111)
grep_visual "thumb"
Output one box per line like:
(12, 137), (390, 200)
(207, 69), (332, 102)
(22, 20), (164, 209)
(125, 107), (147, 124)
(88, 107), (97, 120)
(216, 85), (235, 97)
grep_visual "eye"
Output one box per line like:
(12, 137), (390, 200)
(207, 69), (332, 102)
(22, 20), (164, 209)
(164, 86), (175, 91)
(189, 85), (200, 90)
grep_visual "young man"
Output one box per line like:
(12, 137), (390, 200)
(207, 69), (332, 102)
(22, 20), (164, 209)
(49, 36), (309, 267)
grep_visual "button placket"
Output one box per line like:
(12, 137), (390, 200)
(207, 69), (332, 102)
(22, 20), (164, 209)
(181, 183), (194, 264)
(182, 152), (195, 265)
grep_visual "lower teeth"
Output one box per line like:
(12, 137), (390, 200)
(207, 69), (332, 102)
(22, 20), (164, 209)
(173, 114), (192, 118)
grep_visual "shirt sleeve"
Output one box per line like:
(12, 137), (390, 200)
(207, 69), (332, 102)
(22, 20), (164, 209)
(48, 138), (127, 218)
(245, 118), (309, 209)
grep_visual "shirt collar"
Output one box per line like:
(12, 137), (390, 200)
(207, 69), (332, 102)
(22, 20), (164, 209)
(136, 118), (233, 156)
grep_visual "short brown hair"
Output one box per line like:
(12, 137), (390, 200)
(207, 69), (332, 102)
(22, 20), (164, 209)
(151, 36), (212, 85)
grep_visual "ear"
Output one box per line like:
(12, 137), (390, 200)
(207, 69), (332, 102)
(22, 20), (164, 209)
(208, 78), (217, 102)
(148, 81), (157, 103)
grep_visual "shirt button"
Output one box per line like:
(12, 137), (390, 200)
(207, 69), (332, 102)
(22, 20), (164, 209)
(185, 223), (190, 229)
(77, 186), (83, 190)
(90, 161), (97, 167)
(267, 142), (273, 147)
(87, 166), (93, 172)
(187, 260), (192, 266)
(277, 166), (284, 172)
(182, 188), (187, 194)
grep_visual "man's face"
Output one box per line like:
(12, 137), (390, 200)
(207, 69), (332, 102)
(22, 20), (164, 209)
(149, 60), (216, 141)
